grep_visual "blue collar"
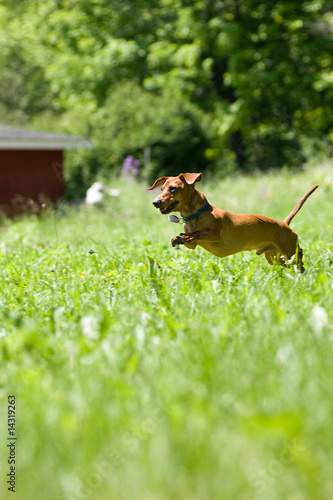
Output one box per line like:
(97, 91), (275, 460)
(183, 201), (211, 222)
(168, 201), (211, 224)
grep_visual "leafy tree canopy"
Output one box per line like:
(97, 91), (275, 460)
(1, 0), (332, 185)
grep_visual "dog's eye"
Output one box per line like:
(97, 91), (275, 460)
(169, 186), (177, 193)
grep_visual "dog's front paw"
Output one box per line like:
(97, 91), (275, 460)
(171, 234), (185, 247)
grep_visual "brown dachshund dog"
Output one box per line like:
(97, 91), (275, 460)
(147, 173), (318, 271)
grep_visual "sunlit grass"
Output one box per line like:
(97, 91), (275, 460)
(0, 163), (333, 500)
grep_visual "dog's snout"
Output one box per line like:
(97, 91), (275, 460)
(152, 198), (162, 208)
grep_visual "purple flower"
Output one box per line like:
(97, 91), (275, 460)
(122, 156), (140, 179)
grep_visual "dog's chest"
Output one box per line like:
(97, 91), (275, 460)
(184, 219), (198, 233)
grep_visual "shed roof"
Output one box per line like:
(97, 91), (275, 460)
(0, 124), (93, 150)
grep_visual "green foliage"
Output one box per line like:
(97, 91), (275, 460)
(0, 0), (332, 183)
(0, 164), (333, 499)
(0, 4), (54, 125)
(85, 83), (212, 179)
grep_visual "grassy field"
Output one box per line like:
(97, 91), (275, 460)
(0, 162), (333, 500)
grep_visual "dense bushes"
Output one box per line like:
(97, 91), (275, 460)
(1, 0), (332, 192)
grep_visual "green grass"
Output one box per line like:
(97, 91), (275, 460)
(1, 162), (333, 500)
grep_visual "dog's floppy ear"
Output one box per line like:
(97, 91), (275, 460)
(179, 173), (202, 185)
(146, 176), (169, 190)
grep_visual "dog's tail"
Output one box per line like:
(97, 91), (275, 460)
(284, 185), (319, 226)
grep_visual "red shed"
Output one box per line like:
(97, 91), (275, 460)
(0, 124), (92, 212)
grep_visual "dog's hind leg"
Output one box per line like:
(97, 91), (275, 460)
(294, 245), (305, 273)
(277, 232), (305, 272)
(256, 245), (286, 267)
(263, 251), (287, 267)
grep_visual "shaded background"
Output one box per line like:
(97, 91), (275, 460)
(0, 0), (332, 194)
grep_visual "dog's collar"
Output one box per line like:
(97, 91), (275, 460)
(168, 201), (210, 224)
(183, 201), (211, 222)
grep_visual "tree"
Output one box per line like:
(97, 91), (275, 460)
(1, 0), (332, 182)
